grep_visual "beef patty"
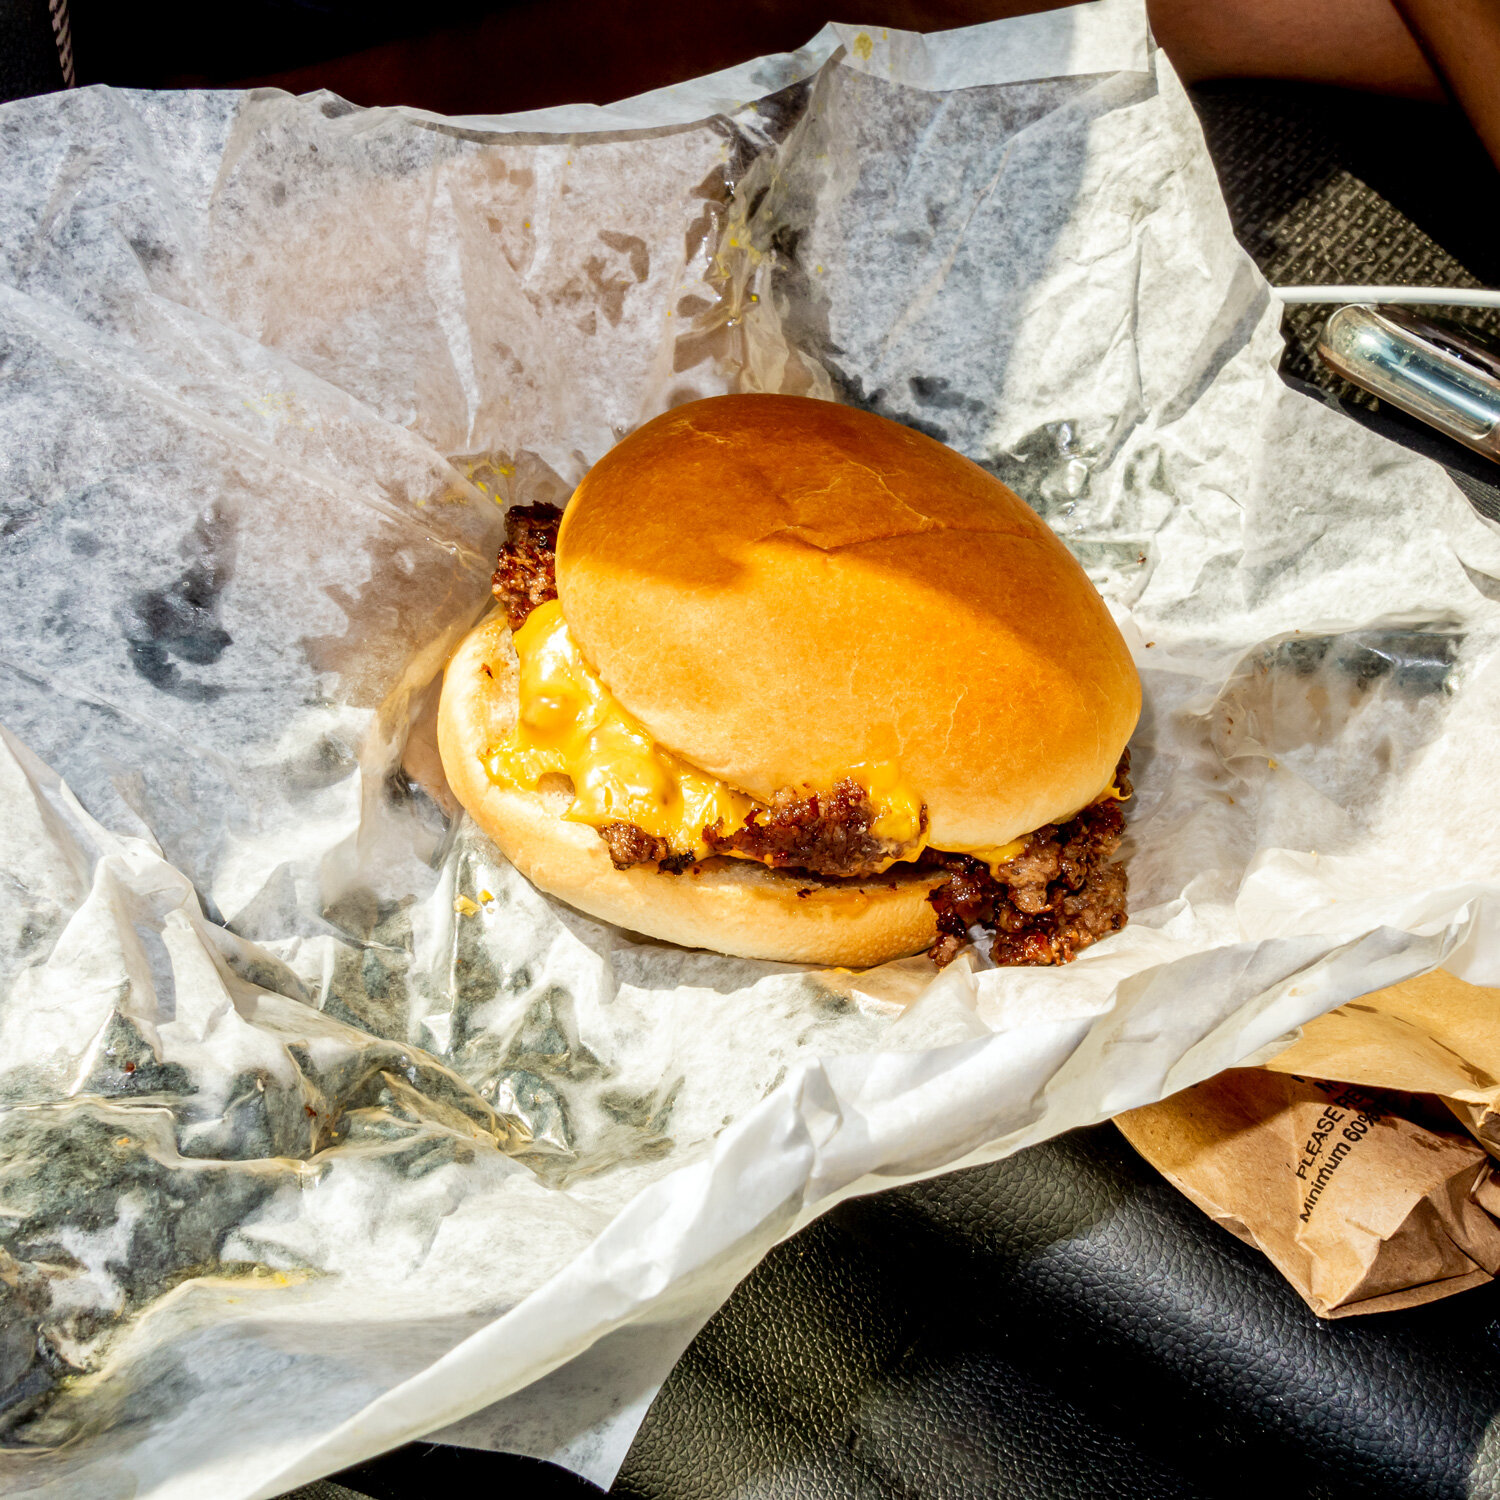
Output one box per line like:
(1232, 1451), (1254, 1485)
(492, 501), (561, 631)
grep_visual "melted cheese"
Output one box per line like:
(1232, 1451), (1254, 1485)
(858, 759), (925, 849)
(965, 839), (1029, 877)
(483, 601), (752, 858)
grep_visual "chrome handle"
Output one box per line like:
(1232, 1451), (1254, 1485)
(1316, 304), (1500, 461)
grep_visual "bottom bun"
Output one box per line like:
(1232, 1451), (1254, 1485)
(437, 613), (943, 968)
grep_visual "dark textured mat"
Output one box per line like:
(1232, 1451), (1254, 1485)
(1192, 80), (1500, 519)
(1193, 79), (1500, 527)
(1193, 81), (1500, 406)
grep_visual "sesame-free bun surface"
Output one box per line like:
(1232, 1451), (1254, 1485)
(438, 613), (943, 967)
(557, 394), (1140, 851)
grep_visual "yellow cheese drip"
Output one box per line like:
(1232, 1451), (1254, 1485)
(484, 601), (753, 858)
(964, 839), (1029, 877)
(857, 758), (925, 850)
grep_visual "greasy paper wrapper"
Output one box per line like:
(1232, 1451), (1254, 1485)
(1117, 1071), (1500, 1318)
(7, 2), (1500, 1495)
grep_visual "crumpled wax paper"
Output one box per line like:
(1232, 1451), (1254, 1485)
(5, 1), (1500, 1494)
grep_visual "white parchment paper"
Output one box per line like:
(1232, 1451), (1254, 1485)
(5, 2), (1500, 1495)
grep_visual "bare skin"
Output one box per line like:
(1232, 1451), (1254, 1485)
(237, 0), (1500, 171)
(1389, 0), (1500, 174)
(1154, 0), (1500, 168)
(1150, 0), (1442, 95)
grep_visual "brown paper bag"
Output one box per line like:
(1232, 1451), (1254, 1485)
(1264, 969), (1500, 1147)
(1116, 1070), (1500, 1317)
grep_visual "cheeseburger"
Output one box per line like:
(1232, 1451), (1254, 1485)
(438, 395), (1140, 969)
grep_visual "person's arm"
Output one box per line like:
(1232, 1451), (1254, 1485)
(1146, 0), (1443, 97)
(1149, 0), (1500, 172)
(1390, 0), (1500, 169)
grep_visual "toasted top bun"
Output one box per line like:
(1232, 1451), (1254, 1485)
(556, 394), (1140, 851)
(438, 613), (943, 967)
